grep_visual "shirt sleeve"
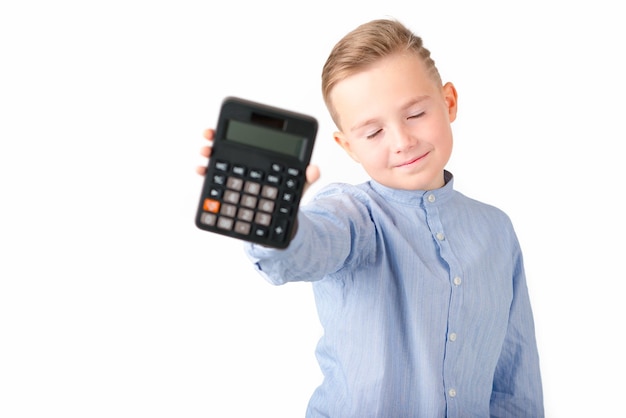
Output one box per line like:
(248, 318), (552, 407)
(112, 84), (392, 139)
(490, 244), (544, 417)
(244, 183), (377, 285)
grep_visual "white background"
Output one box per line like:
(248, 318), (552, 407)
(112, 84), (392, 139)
(1, 1), (624, 417)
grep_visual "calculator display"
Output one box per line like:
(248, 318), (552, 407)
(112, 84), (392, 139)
(226, 119), (307, 160)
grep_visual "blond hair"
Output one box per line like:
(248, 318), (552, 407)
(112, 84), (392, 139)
(321, 18), (442, 125)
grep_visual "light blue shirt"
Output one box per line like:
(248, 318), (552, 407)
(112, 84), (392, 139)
(245, 171), (543, 417)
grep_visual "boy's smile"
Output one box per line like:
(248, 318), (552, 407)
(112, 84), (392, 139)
(330, 52), (458, 191)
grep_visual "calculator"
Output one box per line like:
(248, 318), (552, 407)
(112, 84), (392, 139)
(195, 97), (318, 249)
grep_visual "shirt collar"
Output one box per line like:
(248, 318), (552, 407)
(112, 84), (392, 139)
(367, 170), (455, 206)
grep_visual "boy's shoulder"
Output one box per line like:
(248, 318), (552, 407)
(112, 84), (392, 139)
(457, 190), (510, 213)
(311, 181), (373, 202)
(309, 178), (513, 226)
(452, 191), (518, 240)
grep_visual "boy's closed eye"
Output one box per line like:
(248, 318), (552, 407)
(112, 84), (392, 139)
(365, 112), (425, 139)
(366, 129), (383, 139)
(408, 111), (425, 119)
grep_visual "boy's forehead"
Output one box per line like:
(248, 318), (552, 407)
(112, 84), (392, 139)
(331, 57), (445, 133)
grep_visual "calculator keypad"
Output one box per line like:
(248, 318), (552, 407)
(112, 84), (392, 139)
(199, 159), (302, 244)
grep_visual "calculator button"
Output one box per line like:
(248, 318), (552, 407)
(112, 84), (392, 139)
(215, 161), (229, 172)
(226, 177), (244, 191)
(258, 198), (275, 213)
(285, 178), (298, 189)
(282, 191), (295, 203)
(237, 208), (254, 222)
(244, 181), (261, 195)
(208, 187), (222, 198)
(272, 219), (289, 241)
(200, 212), (217, 226)
(234, 221), (251, 235)
(271, 163), (283, 172)
(261, 185), (278, 199)
(278, 205), (291, 216)
(254, 212), (272, 226)
(223, 190), (240, 204)
(267, 174), (281, 185)
(287, 167), (300, 176)
(220, 203), (237, 217)
(217, 217), (234, 230)
(232, 165), (246, 176)
(253, 226), (269, 238)
(249, 170), (264, 180)
(240, 194), (258, 209)
(212, 174), (227, 185)
(203, 198), (220, 213)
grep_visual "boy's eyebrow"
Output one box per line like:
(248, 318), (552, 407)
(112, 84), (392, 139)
(349, 96), (430, 133)
(350, 117), (381, 133)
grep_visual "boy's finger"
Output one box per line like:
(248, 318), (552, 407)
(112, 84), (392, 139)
(200, 146), (212, 158)
(203, 128), (215, 141)
(306, 165), (320, 185)
(303, 165), (320, 195)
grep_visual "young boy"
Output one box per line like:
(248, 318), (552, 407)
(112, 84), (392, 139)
(198, 18), (543, 417)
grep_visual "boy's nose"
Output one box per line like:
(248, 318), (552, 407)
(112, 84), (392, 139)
(392, 127), (415, 152)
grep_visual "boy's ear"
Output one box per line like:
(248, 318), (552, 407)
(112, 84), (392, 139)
(442, 82), (458, 122)
(334, 131), (360, 163)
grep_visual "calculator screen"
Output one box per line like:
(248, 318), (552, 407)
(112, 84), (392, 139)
(225, 119), (306, 160)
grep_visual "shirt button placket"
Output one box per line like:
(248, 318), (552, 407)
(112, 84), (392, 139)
(447, 273), (462, 409)
(426, 191), (459, 408)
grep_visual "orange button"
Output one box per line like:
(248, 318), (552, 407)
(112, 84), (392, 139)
(203, 198), (220, 213)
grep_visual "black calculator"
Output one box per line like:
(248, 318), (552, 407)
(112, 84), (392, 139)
(195, 97), (318, 249)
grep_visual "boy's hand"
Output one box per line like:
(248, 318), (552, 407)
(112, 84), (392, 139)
(196, 128), (320, 193)
(195, 129), (215, 176)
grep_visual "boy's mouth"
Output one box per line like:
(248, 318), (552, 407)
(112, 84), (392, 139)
(396, 152), (428, 167)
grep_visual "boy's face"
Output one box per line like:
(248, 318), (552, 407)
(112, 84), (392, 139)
(331, 52), (458, 191)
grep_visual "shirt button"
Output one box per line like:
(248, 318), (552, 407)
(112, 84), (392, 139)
(436, 232), (445, 241)
(449, 332), (457, 342)
(449, 388), (457, 398)
(427, 194), (436, 203)
(453, 276), (462, 286)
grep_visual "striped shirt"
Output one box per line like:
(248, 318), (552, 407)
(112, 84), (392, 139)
(245, 171), (544, 417)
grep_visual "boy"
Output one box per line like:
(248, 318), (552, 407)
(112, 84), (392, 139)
(198, 18), (543, 417)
